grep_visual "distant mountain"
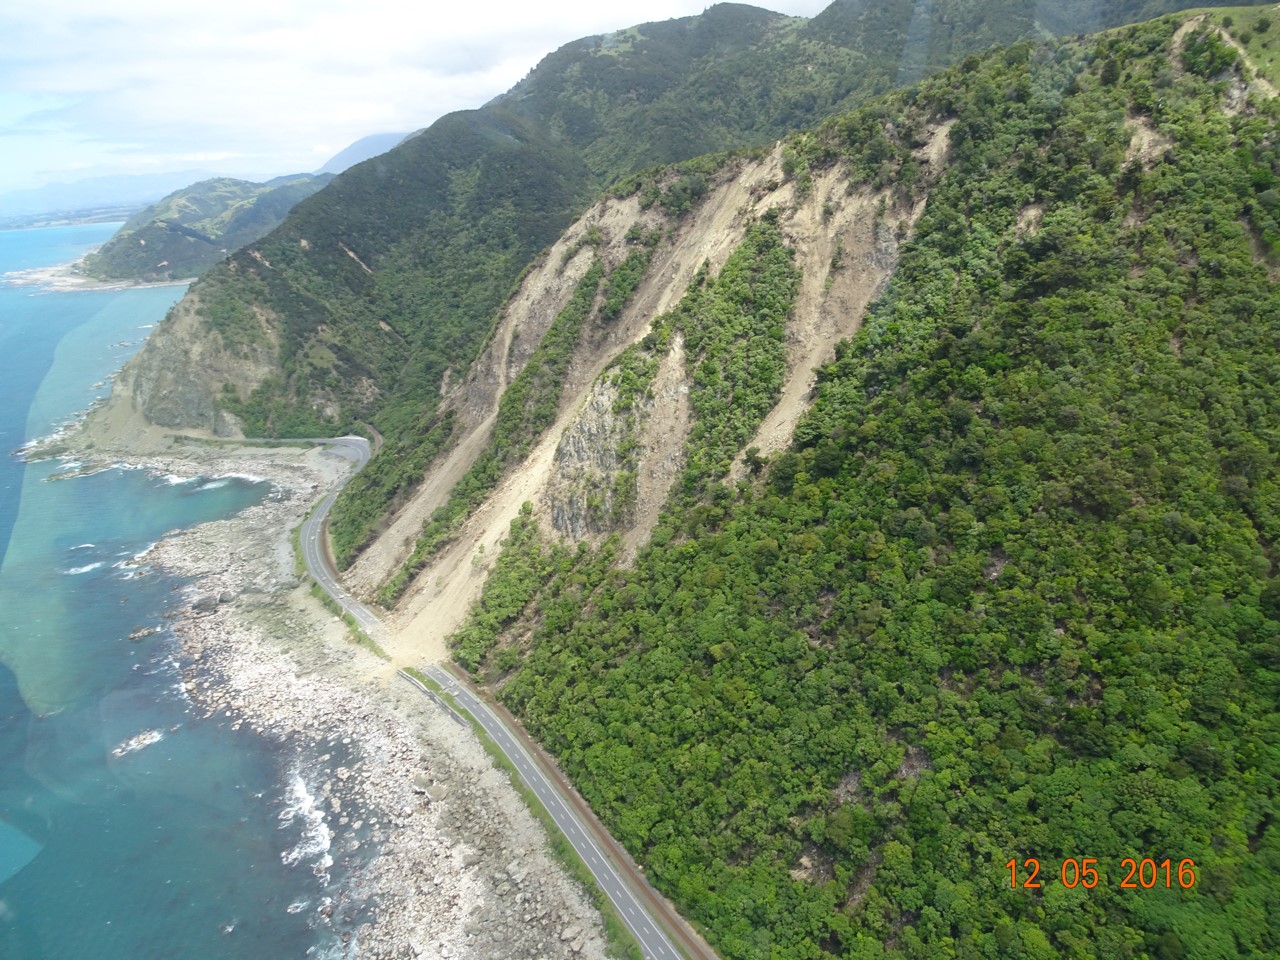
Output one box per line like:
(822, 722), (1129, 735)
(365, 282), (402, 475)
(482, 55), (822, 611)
(82, 174), (333, 282)
(316, 133), (411, 175)
(0, 170), (219, 223)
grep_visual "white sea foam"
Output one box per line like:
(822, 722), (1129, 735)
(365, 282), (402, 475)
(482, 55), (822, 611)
(112, 556), (149, 579)
(45, 460), (115, 482)
(161, 474), (197, 485)
(204, 472), (269, 488)
(64, 561), (105, 575)
(111, 729), (163, 757)
(307, 927), (348, 960)
(15, 420), (73, 458)
(71, 543), (95, 550)
(279, 772), (334, 882)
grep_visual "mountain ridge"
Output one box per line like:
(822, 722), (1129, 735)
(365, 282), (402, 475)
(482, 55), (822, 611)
(84, 0), (1268, 559)
(436, 13), (1280, 958)
(83, 174), (334, 282)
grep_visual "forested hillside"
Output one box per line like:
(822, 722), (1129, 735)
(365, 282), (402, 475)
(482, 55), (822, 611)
(100, 0), (1271, 558)
(83, 174), (331, 281)
(454, 14), (1280, 959)
(81, 2), (1280, 957)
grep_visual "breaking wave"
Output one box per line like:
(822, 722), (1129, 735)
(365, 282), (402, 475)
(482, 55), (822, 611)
(279, 771), (333, 883)
(64, 561), (105, 575)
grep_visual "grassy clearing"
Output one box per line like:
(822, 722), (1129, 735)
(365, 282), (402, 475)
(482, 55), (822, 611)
(170, 435), (316, 449)
(1196, 5), (1280, 87)
(289, 524), (306, 577)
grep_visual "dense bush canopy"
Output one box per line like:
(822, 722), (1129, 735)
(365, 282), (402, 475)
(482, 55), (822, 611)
(455, 19), (1280, 959)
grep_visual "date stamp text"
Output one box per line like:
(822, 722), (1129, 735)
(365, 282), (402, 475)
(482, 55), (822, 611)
(1006, 857), (1197, 890)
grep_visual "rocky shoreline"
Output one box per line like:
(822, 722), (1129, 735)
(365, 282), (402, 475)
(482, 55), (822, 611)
(65, 439), (610, 960)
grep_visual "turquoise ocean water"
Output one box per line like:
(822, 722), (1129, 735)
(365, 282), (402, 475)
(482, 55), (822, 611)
(0, 225), (343, 958)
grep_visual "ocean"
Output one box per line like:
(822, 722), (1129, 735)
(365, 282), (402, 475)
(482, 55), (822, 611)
(0, 225), (341, 958)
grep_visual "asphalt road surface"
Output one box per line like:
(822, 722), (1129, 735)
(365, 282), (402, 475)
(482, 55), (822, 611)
(422, 664), (690, 960)
(299, 436), (382, 638)
(302, 435), (712, 960)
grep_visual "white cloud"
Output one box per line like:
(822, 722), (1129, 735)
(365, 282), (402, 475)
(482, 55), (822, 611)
(0, 0), (832, 192)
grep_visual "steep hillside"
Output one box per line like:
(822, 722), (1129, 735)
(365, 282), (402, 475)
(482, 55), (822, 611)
(341, 117), (948, 657)
(426, 13), (1280, 960)
(84, 0), (1267, 559)
(73, 3), (1280, 957)
(83, 174), (331, 281)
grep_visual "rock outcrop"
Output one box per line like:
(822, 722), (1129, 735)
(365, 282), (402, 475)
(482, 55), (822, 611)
(89, 291), (278, 438)
(544, 377), (628, 539)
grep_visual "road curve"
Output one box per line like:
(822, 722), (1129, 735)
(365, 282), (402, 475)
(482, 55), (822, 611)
(300, 436), (383, 639)
(303, 437), (717, 960)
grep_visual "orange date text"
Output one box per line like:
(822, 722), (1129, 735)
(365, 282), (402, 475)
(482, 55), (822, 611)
(1006, 857), (1197, 890)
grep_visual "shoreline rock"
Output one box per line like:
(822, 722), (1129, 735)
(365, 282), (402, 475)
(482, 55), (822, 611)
(68, 439), (609, 959)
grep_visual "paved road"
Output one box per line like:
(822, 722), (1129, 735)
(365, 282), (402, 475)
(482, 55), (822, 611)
(302, 435), (714, 960)
(299, 436), (382, 638)
(422, 664), (689, 960)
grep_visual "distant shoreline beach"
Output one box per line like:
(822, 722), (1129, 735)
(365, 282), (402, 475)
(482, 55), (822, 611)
(2, 257), (193, 293)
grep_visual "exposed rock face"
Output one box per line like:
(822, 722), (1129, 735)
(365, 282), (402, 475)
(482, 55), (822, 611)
(99, 292), (278, 436)
(543, 333), (692, 548)
(624, 335), (691, 554)
(344, 195), (667, 596)
(544, 378), (628, 539)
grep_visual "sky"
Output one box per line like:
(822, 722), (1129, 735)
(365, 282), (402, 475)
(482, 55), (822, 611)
(0, 0), (833, 195)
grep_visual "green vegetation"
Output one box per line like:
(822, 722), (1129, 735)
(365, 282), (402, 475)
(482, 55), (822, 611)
(310, 584), (389, 660)
(602, 229), (662, 319)
(610, 153), (733, 217)
(667, 214), (800, 487)
(202, 108), (595, 536)
(488, 743), (648, 960)
(378, 258), (609, 605)
(1182, 24), (1239, 75)
(329, 414), (455, 569)
(83, 175), (331, 281)
(290, 524), (306, 578)
(454, 19), (1280, 959)
(403, 667), (644, 960)
(171, 2), (1260, 566)
(1205, 5), (1280, 88)
(452, 503), (617, 672)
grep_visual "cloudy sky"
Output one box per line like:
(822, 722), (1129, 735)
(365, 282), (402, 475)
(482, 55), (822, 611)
(0, 0), (833, 194)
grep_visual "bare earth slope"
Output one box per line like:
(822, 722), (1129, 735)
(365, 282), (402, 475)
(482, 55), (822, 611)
(344, 196), (664, 596)
(732, 121), (953, 477)
(379, 125), (952, 666)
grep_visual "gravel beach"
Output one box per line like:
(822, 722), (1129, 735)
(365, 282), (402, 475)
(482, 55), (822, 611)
(46, 433), (610, 960)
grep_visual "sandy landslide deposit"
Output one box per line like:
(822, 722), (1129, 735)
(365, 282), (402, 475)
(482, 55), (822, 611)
(70, 438), (607, 960)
